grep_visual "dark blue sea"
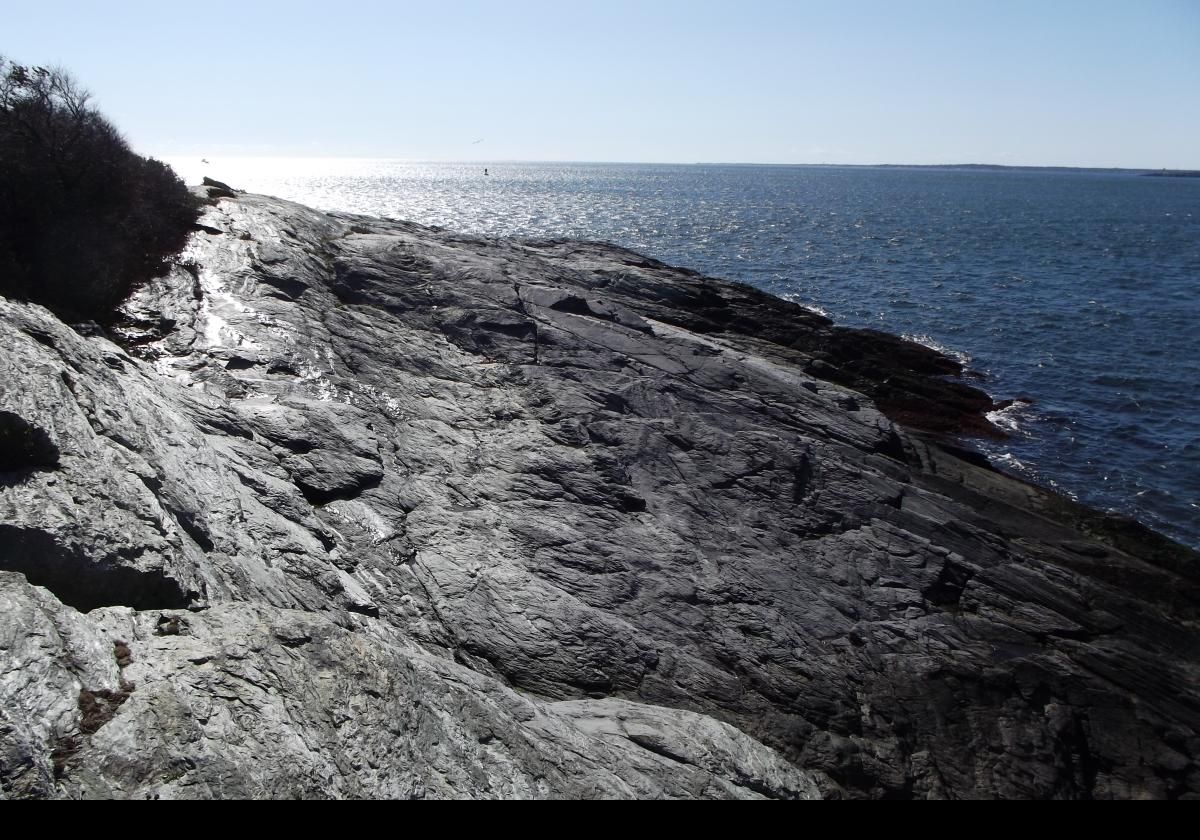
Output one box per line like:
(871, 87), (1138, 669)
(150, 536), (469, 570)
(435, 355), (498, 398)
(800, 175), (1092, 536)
(172, 159), (1200, 549)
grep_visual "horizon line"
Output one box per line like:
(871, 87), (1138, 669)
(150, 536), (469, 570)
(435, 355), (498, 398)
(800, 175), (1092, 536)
(161, 155), (1200, 174)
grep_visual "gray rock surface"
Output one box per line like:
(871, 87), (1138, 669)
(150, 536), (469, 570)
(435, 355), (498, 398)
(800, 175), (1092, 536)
(1, 191), (1196, 798)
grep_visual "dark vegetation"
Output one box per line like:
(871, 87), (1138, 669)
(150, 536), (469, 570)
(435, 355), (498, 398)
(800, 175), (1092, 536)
(52, 641), (136, 779)
(0, 57), (200, 322)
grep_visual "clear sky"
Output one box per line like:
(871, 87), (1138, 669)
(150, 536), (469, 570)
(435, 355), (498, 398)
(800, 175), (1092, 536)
(4, 0), (1198, 167)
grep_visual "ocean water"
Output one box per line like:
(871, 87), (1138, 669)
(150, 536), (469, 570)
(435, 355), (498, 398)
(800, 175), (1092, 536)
(170, 159), (1200, 549)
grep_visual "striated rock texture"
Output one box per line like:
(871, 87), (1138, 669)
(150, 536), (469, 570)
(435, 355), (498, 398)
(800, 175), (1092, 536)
(1, 191), (1197, 799)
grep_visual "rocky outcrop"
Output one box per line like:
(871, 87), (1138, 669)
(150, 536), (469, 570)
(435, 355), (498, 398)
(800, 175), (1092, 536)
(1, 192), (1196, 799)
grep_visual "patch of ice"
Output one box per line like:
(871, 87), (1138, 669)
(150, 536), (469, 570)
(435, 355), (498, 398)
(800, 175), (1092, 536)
(352, 382), (407, 419)
(197, 267), (258, 351)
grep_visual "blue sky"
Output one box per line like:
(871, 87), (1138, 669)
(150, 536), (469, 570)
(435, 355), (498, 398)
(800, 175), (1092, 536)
(4, 0), (1198, 167)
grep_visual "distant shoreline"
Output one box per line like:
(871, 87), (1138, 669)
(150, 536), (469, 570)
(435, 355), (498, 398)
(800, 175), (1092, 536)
(1141, 169), (1200, 178)
(167, 156), (1200, 176)
(693, 162), (1200, 177)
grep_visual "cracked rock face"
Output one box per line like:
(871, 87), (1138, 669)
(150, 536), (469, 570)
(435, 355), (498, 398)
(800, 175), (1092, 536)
(1, 192), (1197, 799)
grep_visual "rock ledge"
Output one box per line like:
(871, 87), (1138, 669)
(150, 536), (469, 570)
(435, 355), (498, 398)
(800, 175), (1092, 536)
(1, 193), (1196, 799)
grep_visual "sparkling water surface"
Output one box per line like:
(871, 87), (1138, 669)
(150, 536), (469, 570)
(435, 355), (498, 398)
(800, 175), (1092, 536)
(171, 159), (1200, 549)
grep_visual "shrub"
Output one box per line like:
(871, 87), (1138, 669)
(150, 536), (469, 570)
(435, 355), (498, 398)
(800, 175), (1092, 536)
(0, 57), (200, 321)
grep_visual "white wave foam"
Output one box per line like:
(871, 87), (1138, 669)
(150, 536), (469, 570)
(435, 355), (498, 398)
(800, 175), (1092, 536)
(987, 399), (1036, 435)
(902, 333), (971, 366)
(994, 452), (1028, 471)
(780, 293), (830, 318)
